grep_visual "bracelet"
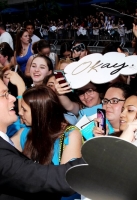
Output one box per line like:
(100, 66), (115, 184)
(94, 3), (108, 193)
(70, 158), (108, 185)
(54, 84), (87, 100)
(16, 95), (22, 99)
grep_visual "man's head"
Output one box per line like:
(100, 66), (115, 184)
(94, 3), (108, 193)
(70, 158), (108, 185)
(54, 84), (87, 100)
(102, 82), (131, 129)
(24, 21), (35, 37)
(0, 24), (6, 35)
(0, 79), (17, 132)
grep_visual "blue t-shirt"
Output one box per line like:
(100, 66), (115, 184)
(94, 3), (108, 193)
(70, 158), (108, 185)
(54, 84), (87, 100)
(78, 104), (102, 120)
(81, 119), (114, 141)
(19, 125), (80, 200)
(77, 104), (115, 140)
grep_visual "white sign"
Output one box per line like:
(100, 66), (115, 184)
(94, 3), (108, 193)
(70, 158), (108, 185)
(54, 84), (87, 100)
(64, 52), (137, 89)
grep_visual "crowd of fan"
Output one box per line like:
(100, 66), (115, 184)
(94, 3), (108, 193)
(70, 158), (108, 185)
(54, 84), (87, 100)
(3, 7), (137, 46)
(0, 6), (137, 199)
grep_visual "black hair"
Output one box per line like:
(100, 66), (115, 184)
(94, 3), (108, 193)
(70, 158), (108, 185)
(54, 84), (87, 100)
(32, 41), (39, 54)
(37, 39), (51, 52)
(0, 42), (14, 62)
(60, 42), (72, 57)
(24, 21), (35, 29)
(107, 82), (132, 99)
(43, 73), (54, 85)
(102, 42), (124, 55)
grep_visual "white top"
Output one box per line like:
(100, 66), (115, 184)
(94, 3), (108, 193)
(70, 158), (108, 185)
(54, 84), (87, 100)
(81, 195), (91, 200)
(0, 31), (14, 50)
(0, 130), (12, 144)
(31, 34), (40, 44)
(132, 140), (137, 147)
(49, 52), (57, 69)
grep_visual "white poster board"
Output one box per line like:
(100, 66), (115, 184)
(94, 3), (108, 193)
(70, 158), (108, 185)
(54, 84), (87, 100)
(64, 52), (137, 89)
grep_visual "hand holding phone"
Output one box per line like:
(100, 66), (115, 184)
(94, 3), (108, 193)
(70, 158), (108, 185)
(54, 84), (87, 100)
(97, 108), (106, 135)
(54, 70), (67, 84)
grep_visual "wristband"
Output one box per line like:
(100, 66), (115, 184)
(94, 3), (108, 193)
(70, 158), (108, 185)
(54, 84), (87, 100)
(16, 95), (22, 99)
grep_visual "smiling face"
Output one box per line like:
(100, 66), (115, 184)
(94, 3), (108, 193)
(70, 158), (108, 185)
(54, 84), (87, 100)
(103, 87), (125, 129)
(77, 82), (100, 108)
(120, 95), (137, 131)
(30, 57), (52, 85)
(0, 79), (17, 132)
(19, 99), (32, 126)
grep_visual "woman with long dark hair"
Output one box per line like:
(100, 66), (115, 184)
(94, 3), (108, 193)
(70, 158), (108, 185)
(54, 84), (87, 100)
(11, 85), (82, 164)
(11, 85), (82, 200)
(14, 29), (33, 74)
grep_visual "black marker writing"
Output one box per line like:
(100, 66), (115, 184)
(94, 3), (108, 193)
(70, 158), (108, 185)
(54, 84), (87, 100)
(72, 60), (129, 76)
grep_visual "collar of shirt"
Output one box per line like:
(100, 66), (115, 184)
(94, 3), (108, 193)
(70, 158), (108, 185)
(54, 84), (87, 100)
(0, 131), (13, 144)
(0, 131), (14, 146)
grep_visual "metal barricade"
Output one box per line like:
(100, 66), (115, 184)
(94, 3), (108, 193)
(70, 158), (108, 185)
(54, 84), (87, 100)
(87, 46), (133, 54)
(87, 46), (104, 53)
(50, 44), (57, 54)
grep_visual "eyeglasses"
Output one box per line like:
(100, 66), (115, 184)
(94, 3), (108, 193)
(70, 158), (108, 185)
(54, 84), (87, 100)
(75, 88), (96, 97)
(102, 98), (125, 105)
(0, 91), (10, 99)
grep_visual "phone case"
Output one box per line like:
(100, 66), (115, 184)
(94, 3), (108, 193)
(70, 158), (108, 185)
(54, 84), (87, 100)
(97, 108), (106, 134)
(54, 70), (67, 84)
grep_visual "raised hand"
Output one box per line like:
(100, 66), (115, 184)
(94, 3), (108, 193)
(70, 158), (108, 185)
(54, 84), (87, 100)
(54, 77), (72, 95)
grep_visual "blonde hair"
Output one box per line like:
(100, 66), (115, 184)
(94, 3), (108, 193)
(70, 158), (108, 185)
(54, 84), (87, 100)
(56, 58), (73, 70)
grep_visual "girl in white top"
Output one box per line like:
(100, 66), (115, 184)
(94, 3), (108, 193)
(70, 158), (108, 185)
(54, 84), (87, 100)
(25, 39), (58, 77)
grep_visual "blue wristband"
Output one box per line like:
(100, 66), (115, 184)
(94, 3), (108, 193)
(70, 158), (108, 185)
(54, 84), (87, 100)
(16, 95), (22, 99)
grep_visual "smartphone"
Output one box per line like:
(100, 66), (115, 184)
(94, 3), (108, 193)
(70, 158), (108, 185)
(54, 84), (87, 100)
(71, 43), (85, 52)
(54, 70), (67, 84)
(97, 108), (106, 135)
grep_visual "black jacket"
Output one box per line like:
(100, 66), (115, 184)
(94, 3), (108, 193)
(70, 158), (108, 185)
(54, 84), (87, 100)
(0, 137), (85, 200)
